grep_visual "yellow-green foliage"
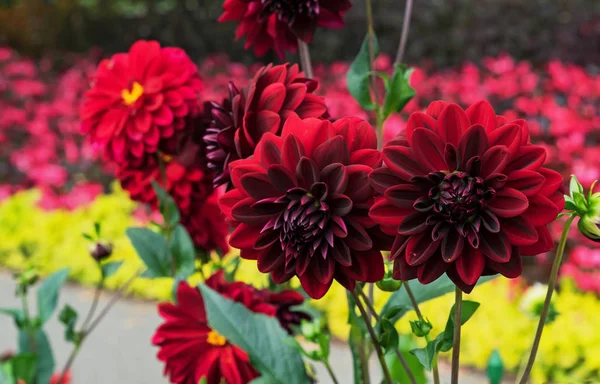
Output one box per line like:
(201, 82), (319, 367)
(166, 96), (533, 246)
(1, 189), (599, 382)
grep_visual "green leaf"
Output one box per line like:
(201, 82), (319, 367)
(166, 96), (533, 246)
(382, 275), (496, 324)
(94, 222), (102, 237)
(152, 181), (180, 228)
(317, 333), (331, 361)
(170, 225), (196, 279)
(59, 305), (79, 343)
(569, 175), (584, 196)
(386, 334), (427, 384)
(346, 292), (367, 384)
(199, 284), (310, 384)
(126, 227), (170, 278)
(487, 349), (504, 384)
(10, 353), (37, 384)
(37, 268), (70, 324)
(382, 64), (415, 120)
(101, 261), (123, 279)
(381, 305), (409, 320)
(409, 338), (440, 371)
(439, 300), (480, 352)
(0, 308), (24, 326)
(82, 232), (94, 241)
(347, 34), (380, 111)
(18, 329), (54, 384)
(0, 361), (13, 384)
(249, 377), (273, 384)
(375, 318), (399, 352)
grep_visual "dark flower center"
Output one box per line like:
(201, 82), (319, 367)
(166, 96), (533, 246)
(430, 172), (492, 224)
(260, 0), (320, 23)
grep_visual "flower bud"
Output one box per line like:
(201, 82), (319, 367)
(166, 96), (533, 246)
(409, 318), (433, 337)
(16, 266), (39, 292)
(89, 242), (113, 261)
(376, 277), (402, 292)
(578, 216), (600, 242)
(565, 176), (600, 242)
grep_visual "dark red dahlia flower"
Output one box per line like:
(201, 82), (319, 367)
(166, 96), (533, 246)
(153, 273), (308, 384)
(219, 0), (351, 59)
(369, 101), (565, 293)
(182, 193), (231, 254)
(204, 64), (327, 188)
(81, 40), (202, 163)
(219, 116), (391, 299)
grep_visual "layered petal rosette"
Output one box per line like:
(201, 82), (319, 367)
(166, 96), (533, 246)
(369, 101), (565, 292)
(81, 40), (202, 163)
(204, 64), (327, 188)
(219, 116), (391, 299)
(152, 272), (308, 384)
(219, 0), (351, 59)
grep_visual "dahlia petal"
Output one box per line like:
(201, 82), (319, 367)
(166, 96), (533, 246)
(504, 170), (546, 196)
(441, 229), (464, 262)
(344, 220), (373, 251)
(521, 194), (559, 227)
(398, 212), (429, 235)
(411, 128), (447, 172)
(417, 252), (448, 284)
(549, 190), (565, 212)
(369, 199), (412, 228)
(458, 124), (488, 169)
(255, 110), (281, 137)
(232, 197), (272, 224)
(456, 247), (485, 285)
(313, 136), (350, 170)
(345, 164), (373, 203)
(229, 159), (265, 190)
(299, 272), (333, 299)
(332, 241), (352, 266)
(295, 94), (328, 118)
(488, 188), (529, 217)
(446, 267), (477, 293)
(334, 269), (356, 291)
(317, 8), (346, 28)
(426, 101), (448, 118)
(257, 133), (282, 167)
(392, 253), (418, 281)
(153, 105), (174, 126)
(312, 255), (336, 285)
(436, 104), (469, 146)
(406, 230), (441, 266)
(362, 249), (385, 282)
(258, 83), (286, 111)
(257, 246), (285, 273)
(385, 184), (423, 209)
(296, 157), (319, 188)
(282, 116), (330, 157)
(480, 210), (500, 233)
(96, 109), (123, 138)
(520, 226), (554, 256)
(290, 14), (318, 42)
(129, 40), (161, 79)
(267, 164), (297, 192)
(330, 195), (353, 216)
(479, 231), (511, 263)
(465, 100), (497, 133)
(369, 167), (404, 195)
(282, 134), (304, 172)
(504, 146), (547, 173)
(480, 145), (509, 179)
(255, 230), (279, 250)
(487, 246), (522, 278)
(500, 216), (539, 246)
(270, 261), (296, 284)
(321, 163), (348, 195)
(488, 123), (521, 155)
(351, 149), (382, 168)
(406, 111), (437, 144)
(333, 117), (378, 151)
(282, 83), (307, 110)
(383, 145), (426, 181)
(240, 172), (280, 200)
(444, 143), (460, 172)
(538, 168), (564, 196)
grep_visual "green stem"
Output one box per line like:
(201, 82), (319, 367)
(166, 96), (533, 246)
(451, 287), (463, 384)
(80, 278), (104, 331)
(156, 154), (176, 277)
(394, 0), (414, 64)
(297, 39), (314, 79)
(20, 293), (36, 353)
(404, 283), (440, 384)
(323, 361), (340, 384)
(350, 290), (393, 384)
(518, 215), (575, 384)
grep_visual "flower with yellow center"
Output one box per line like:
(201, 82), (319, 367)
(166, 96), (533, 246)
(121, 81), (144, 106)
(206, 330), (227, 346)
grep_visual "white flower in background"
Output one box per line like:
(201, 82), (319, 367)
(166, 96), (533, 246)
(519, 283), (559, 323)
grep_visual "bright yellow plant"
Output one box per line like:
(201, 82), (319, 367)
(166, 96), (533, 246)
(1, 188), (599, 382)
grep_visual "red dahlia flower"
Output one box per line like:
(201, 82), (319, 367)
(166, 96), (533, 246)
(219, 0), (351, 59)
(153, 273), (307, 384)
(182, 193), (231, 254)
(204, 64), (327, 188)
(369, 101), (565, 292)
(219, 116), (391, 299)
(81, 40), (202, 163)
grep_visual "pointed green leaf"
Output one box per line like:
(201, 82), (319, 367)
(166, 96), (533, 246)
(94, 222), (102, 237)
(37, 268), (70, 324)
(59, 304), (79, 343)
(18, 329), (54, 384)
(347, 34), (380, 111)
(569, 175), (584, 196)
(199, 284), (310, 384)
(382, 64), (415, 119)
(10, 353), (37, 384)
(487, 349), (504, 384)
(126, 227), (170, 278)
(439, 300), (480, 352)
(152, 181), (180, 227)
(101, 261), (124, 279)
(387, 334), (428, 384)
(170, 225), (196, 279)
(375, 318), (399, 352)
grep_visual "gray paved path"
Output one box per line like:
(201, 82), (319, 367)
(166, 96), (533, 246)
(0, 270), (494, 383)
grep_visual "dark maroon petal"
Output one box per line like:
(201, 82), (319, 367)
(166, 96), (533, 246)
(521, 195), (559, 227)
(417, 253), (448, 284)
(520, 226), (554, 256)
(413, 197), (434, 212)
(329, 194), (353, 216)
(321, 163), (348, 195)
(444, 143), (460, 172)
(369, 198), (413, 228)
(458, 124), (488, 169)
(390, 235), (409, 261)
(478, 210), (499, 233)
(486, 173), (508, 190)
(229, 224), (262, 249)
(479, 231), (511, 263)
(446, 267), (477, 293)
(504, 170), (546, 196)
(268, 164), (297, 192)
(504, 146), (547, 173)
(232, 198), (273, 224)
(310, 182), (328, 200)
(312, 136), (350, 170)
(455, 247), (485, 285)
(405, 230), (441, 266)
(488, 123), (521, 155)
(383, 145), (426, 181)
(385, 184), (423, 209)
(488, 188), (529, 218)
(312, 256), (336, 285)
(392, 253), (418, 281)
(465, 156), (481, 175)
(500, 217), (538, 246)
(299, 272), (333, 300)
(480, 145), (509, 179)
(411, 128), (447, 172)
(241, 172), (280, 200)
(332, 240), (352, 266)
(487, 246), (521, 278)
(259, 135), (283, 167)
(538, 168), (564, 195)
(257, 246), (285, 273)
(255, 230), (279, 250)
(345, 165), (373, 203)
(441, 229), (464, 262)
(398, 212), (429, 235)
(435, 104), (469, 146)
(406, 111), (437, 144)
(282, 134), (304, 171)
(369, 167), (404, 195)
(344, 220), (373, 251)
(296, 156), (318, 188)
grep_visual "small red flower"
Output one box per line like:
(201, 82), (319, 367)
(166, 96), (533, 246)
(369, 101), (565, 292)
(50, 371), (71, 384)
(182, 193), (231, 254)
(219, 116), (391, 299)
(152, 273), (307, 384)
(81, 40), (202, 163)
(219, 0), (351, 59)
(204, 64), (327, 188)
